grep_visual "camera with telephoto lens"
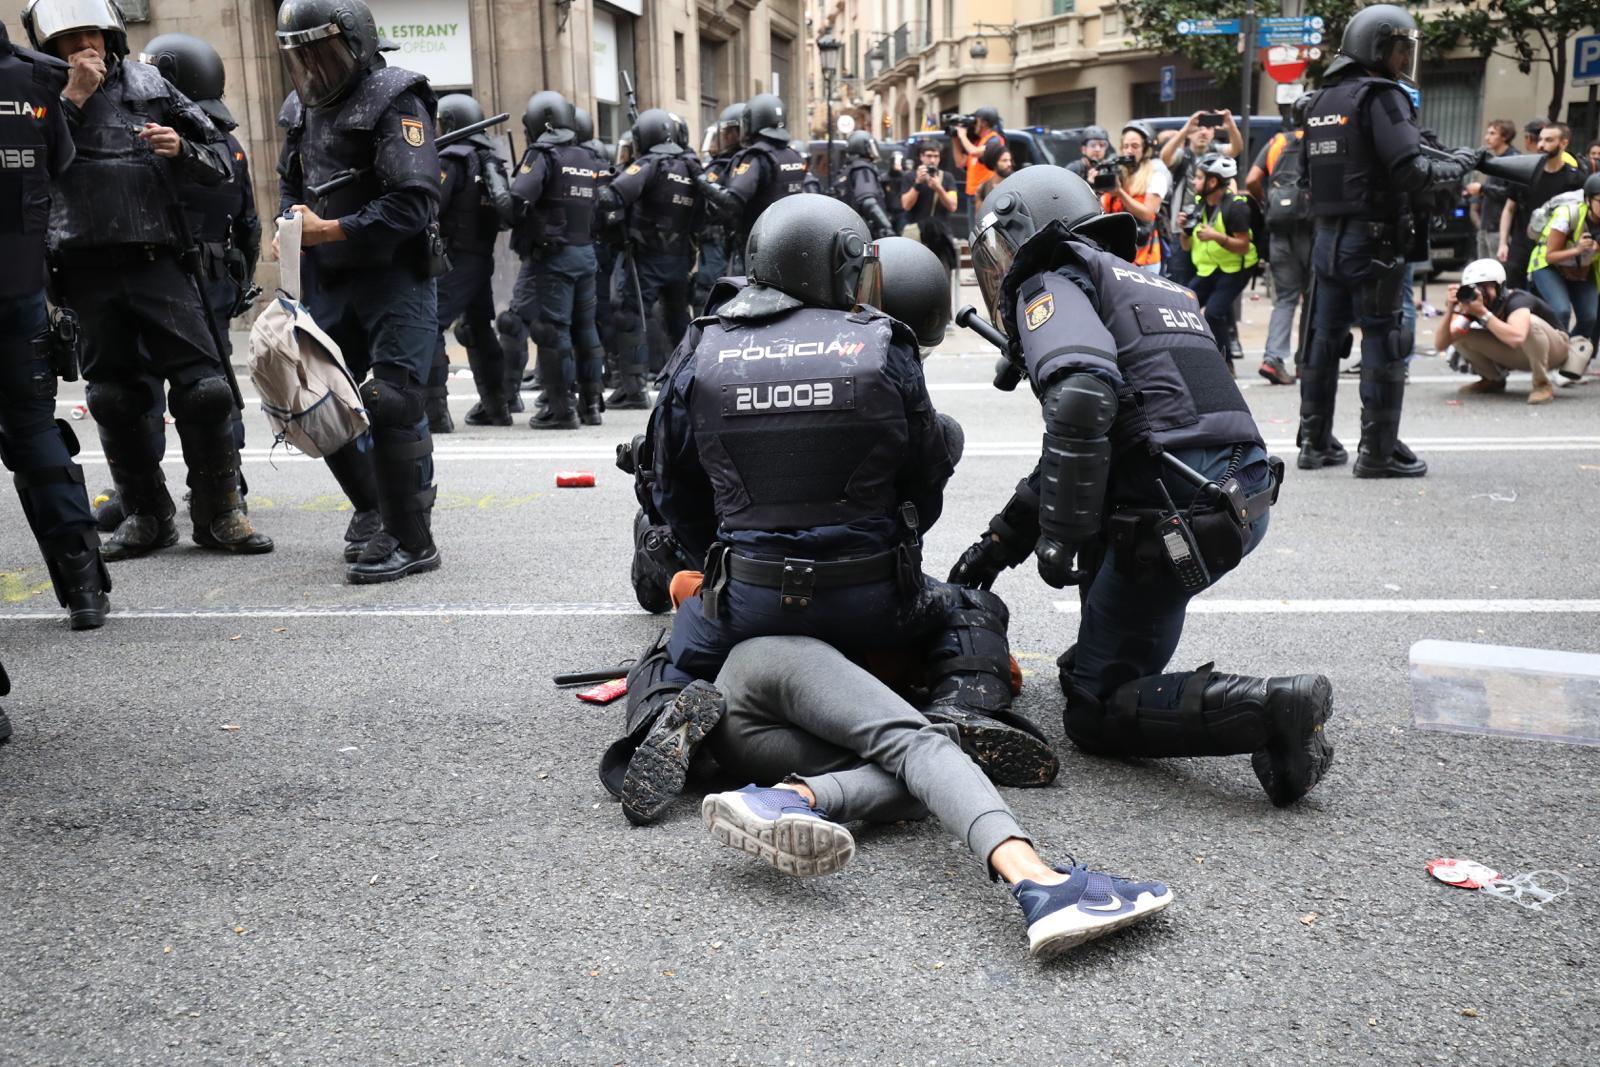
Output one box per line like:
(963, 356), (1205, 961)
(941, 111), (976, 138)
(1455, 282), (1478, 307)
(1090, 154), (1139, 192)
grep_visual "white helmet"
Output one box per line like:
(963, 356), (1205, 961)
(1198, 154), (1237, 181)
(1460, 259), (1507, 287)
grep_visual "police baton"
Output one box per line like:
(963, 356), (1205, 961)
(307, 112), (511, 199)
(955, 305), (1025, 392)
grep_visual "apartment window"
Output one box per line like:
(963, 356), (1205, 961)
(771, 32), (794, 116)
(674, 33), (687, 100)
(700, 36), (725, 137)
(1027, 89), (1095, 129)
(1052, 0), (1075, 14)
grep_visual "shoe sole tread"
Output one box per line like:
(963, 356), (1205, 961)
(620, 688), (726, 824)
(923, 710), (1059, 787)
(701, 795), (855, 877)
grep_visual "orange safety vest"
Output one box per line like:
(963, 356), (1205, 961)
(1102, 191), (1161, 266)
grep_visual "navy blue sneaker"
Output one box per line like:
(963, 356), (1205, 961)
(701, 784), (855, 877)
(1012, 862), (1173, 957)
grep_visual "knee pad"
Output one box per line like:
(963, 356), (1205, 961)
(86, 379), (159, 428)
(55, 418), (81, 457)
(532, 318), (566, 351)
(496, 310), (526, 337)
(453, 321), (474, 349)
(168, 376), (235, 423)
(360, 375), (425, 429)
(937, 412), (965, 467)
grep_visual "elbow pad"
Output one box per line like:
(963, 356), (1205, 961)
(1037, 374), (1117, 548)
(862, 197), (894, 239)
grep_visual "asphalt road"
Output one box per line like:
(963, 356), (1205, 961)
(2, 307), (1597, 1065)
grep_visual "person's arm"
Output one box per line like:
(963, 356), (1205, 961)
(1118, 179), (1161, 223)
(1197, 200), (1250, 254)
(1544, 211), (1592, 266)
(889, 341), (954, 534)
(1218, 110), (1243, 158)
(1497, 196), (1516, 261)
(650, 359), (719, 561)
(953, 126), (978, 165)
(159, 88), (231, 186)
(899, 172), (921, 213)
(1245, 160), (1268, 201)
(1482, 303), (1533, 347)
(1161, 118), (1196, 167)
(1434, 285), (1457, 352)
(932, 169), (957, 211)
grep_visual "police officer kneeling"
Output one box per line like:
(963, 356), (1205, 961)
(275, 0), (444, 582)
(950, 167), (1334, 806)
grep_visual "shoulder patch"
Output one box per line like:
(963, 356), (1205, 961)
(734, 162), (752, 175)
(401, 118), (425, 147)
(625, 163), (642, 175)
(1024, 293), (1055, 331)
(706, 169), (719, 182)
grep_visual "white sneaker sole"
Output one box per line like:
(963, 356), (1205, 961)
(1027, 889), (1174, 958)
(701, 793), (856, 878)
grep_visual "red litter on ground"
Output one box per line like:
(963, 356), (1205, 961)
(1427, 857), (1502, 889)
(556, 471), (596, 488)
(577, 677), (627, 703)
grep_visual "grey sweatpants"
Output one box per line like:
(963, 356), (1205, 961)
(709, 635), (1030, 868)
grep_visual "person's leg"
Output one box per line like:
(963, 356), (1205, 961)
(530, 250), (579, 429)
(568, 245), (606, 425)
(457, 253), (510, 425)
(1565, 276), (1597, 344)
(1529, 268), (1575, 332)
(1200, 271), (1247, 353)
(1450, 331), (1514, 389)
(1297, 232), (1353, 468)
(1348, 238), (1424, 478)
(611, 253), (666, 409)
(1263, 230), (1301, 366)
(498, 258), (539, 413)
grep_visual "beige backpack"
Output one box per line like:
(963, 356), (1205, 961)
(247, 214), (368, 458)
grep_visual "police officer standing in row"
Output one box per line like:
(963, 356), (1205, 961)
(275, 0), (444, 582)
(598, 107), (700, 410)
(23, 0), (271, 561)
(696, 93), (804, 274)
(434, 92), (513, 427)
(951, 166), (1334, 806)
(1297, 4), (1479, 478)
(690, 104), (741, 311)
(837, 130), (894, 239)
(0, 16), (109, 629)
(502, 90), (604, 430)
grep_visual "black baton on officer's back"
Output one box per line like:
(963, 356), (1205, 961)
(956, 304), (1025, 391)
(307, 113), (511, 199)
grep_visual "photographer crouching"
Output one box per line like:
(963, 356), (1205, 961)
(1437, 259), (1584, 405)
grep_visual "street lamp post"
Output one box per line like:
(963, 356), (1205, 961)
(817, 31), (842, 193)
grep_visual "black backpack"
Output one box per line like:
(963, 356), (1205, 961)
(1265, 132), (1310, 228)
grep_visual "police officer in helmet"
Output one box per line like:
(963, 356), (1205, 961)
(1298, 4), (1479, 478)
(598, 107), (702, 410)
(695, 93), (805, 274)
(0, 15), (110, 629)
(840, 130), (895, 239)
(692, 102), (744, 310)
(275, 0), (445, 582)
(23, 0), (271, 562)
(950, 166), (1335, 807)
(501, 89), (607, 429)
(434, 92), (514, 427)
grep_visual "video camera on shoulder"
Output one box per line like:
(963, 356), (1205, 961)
(941, 112), (976, 138)
(1090, 155), (1139, 192)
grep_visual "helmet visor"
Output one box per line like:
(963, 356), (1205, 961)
(28, 0), (125, 49)
(855, 248), (883, 309)
(971, 214), (1018, 323)
(278, 24), (360, 108)
(1390, 30), (1420, 85)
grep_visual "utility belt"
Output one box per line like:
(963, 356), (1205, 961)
(699, 505), (924, 618)
(50, 243), (178, 270)
(1319, 216), (1400, 250)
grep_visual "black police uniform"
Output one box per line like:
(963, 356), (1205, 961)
(502, 138), (604, 427)
(0, 22), (108, 627)
(1298, 64), (1473, 476)
(898, 164), (960, 274)
(436, 133), (511, 423)
(276, 64), (444, 576)
(713, 138), (805, 273)
(50, 56), (265, 558)
(691, 148), (736, 309)
(839, 155), (894, 239)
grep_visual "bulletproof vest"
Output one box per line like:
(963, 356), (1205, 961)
(180, 129), (249, 252)
(1020, 237), (1261, 454)
(629, 154), (698, 254)
(843, 159), (882, 209)
(437, 141), (499, 255)
(286, 66), (438, 271)
(1304, 75), (1407, 221)
(690, 304), (912, 533)
(0, 36), (64, 295)
(522, 141), (599, 247)
(49, 59), (184, 251)
(737, 140), (805, 231)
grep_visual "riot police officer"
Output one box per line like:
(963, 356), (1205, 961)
(696, 93), (804, 273)
(692, 102), (744, 311)
(1298, 4), (1479, 478)
(275, 0), (443, 582)
(950, 167), (1334, 807)
(434, 93), (513, 427)
(839, 130), (894, 239)
(598, 108), (700, 409)
(0, 17), (109, 629)
(23, 0), (270, 561)
(501, 90), (605, 429)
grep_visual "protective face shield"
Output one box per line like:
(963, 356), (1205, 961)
(615, 131), (635, 166)
(276, 0), (381, 110)
(1386, 28), (1420, 85)
(22, 0), (128, 56)
(854, 246), (883, 311)
(970, 214), (1017, 324)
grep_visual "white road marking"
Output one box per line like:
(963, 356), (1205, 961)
(1055, 598), (1600, 615)
(0, 603), (650, 621)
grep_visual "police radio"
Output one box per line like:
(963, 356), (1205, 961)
(1153, 477), (1211, 594)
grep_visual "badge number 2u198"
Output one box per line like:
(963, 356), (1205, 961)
(401, 118), (425, 147)
(1024, 293), (1054, 331)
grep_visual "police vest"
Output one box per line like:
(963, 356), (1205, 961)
(1528, 199), (1599, 280)
(629, 153), (699, 254)
(735, 140), (805, 232)
(281, 66), (439, 272)
(49, 59), (187, 251)
(690, 304), (912, 533)
(1304, 75), (1412, 221)
(437, 141), (501, 256)
(1018, 235), (1261, 454)
(1191, 195), (1258, 276)
(0, 31), (65, 295)
(179, 128), (250, 277)
(519, 141), (599, 248)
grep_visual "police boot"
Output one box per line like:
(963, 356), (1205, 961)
(89, 381), (178, 561)
(1296, 331), (1349, 470)
(324, 436), (383, 563)
(1353, 360), (1427, 478)
(100, 468), (178, 562)
(607, 369), (653, 410)
(347, 375), (442, 585)
(622, 680), (726, 826)
(921, 588), (1058, 787)
(578, 382), (605, 426)
(169, 380), (272, 554)
(631, 510), (693, 614)
(13, 439), (112, 629)
(463, 344), (512, 427)
(44, 536), (111, 631)
(529, 349), (579, 431)
(1065, 667), (1334, 806)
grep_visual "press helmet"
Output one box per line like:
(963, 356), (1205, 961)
(745, 193), (875, 311)
(1459, 259), (1507, 287)
(1584, 172), (1600, 199)
(1198, 154), (1238, 182)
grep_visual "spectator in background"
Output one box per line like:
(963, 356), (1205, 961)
(900, 140), (959, 275)
(1104, 121), (1170, 274)
(1586, 140), (1600, 175)
(1526, 172), (1600, 347)
(1466, 119), (1519, 262)
(1437, 258), (1573, 405)
(951, 107), (1003, 228)
(1247, 123), (1311, 384)
(1161, 109), (1242, 284)
(1064, 125), (1109, 180)
(1523, 119), (1546, 154)
(1499, 123), (1585, 289)
(972, 144), (1014, 218)
(1180, 155), (1256, 373)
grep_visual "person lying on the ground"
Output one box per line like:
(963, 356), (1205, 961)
(696, 635), (1171, 957)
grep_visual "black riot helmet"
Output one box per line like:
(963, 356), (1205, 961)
(633, 108), (676, 155)
(22, 0), (129, 58)
(275, 0), (385, 109)
(669, 112), (691, 152)
(970, 167), (1136, 322)
(717, 102), (745, 152)
(745, 193), (876, 312)
(573, 105), (594, 144)
(1336, 3), (1420, 84)
(436, 93), (485, 136)
(846, 130), (878, 161)
(741, 93), (790, 143)
(870, 236), (951, 351)
(140, 32), (234, 127)
(524, 90), (576, 145)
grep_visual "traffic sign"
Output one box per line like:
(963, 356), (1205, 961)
(1160, 65), (1176, 103)
(1258, 15), (1324, 47)
(1177, 18), (1241, 36)
(1275, 82), (1306, 106)
(837, 114), (855, 135)
(1574, 34), (1600, 86)
(1261, 45), (1312, 84)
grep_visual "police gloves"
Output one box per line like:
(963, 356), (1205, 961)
(947, 533), (1012, 590)
(1035, 537), (1089, 589)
